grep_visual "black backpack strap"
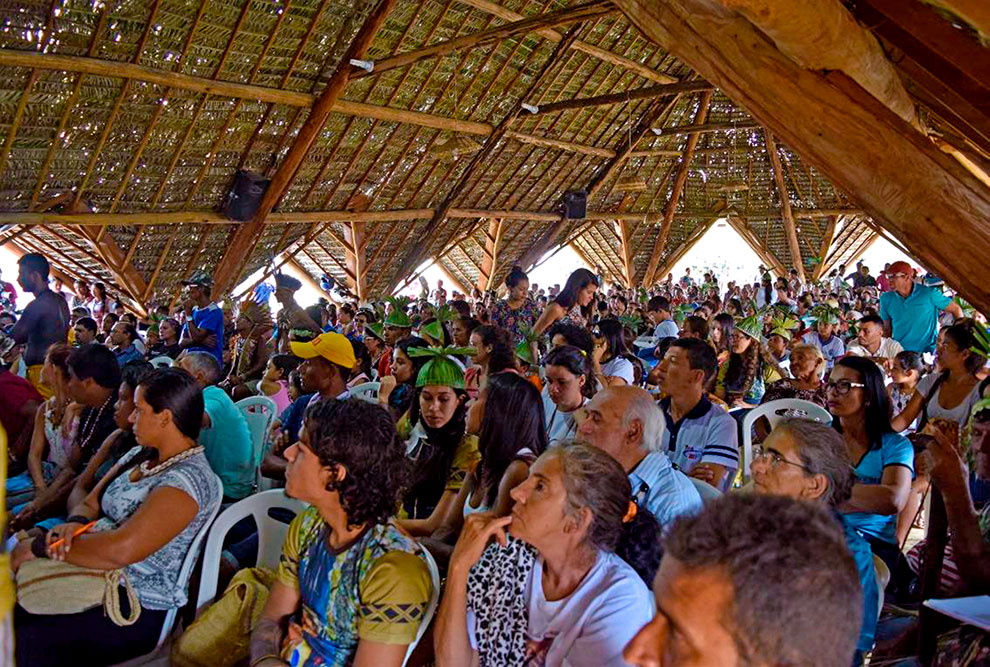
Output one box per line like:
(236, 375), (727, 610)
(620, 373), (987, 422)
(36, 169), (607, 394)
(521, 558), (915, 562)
(918, 371), (949, 432)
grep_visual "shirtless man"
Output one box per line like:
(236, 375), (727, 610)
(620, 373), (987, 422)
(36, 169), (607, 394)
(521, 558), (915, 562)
(12, 253), (69, 398)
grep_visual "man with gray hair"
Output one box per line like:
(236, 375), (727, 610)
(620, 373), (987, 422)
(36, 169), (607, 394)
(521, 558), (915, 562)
(577, 385), (701, 530)
(751, 418), (878, 662)
(178, 351), (255, 502)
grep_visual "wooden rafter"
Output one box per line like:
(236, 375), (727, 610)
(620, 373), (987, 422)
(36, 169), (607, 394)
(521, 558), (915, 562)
(477, 218), (504, 291)
(454, 0), (677, 84)
(643, 90), (712, 286)
(725, 215), (787, 276)
(617, 0), (990, 314)
(387, 24), (584, 291)
(764, 132), (804, 280)
(530, 80), (712, 116)
(653, 119), (759, 136)
(651, 206), (725, 281)
(212, 0), (398, 296)
(343, 222), (368, 300)
(811, 215), (839, 280)
(356, 0), (615, 80)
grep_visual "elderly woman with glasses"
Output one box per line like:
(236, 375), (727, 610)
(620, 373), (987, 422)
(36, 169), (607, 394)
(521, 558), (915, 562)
(751, 419), (880, 664)
(828, 356), (914, 572)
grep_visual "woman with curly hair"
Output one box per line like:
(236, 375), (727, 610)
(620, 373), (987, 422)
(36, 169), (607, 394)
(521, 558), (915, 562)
(715, 316), (779, 407)
(250, 399), (434, 667)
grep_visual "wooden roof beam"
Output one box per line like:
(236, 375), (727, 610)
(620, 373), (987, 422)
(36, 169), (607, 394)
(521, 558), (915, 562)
(643, 90), (712, 286)
(651, 209), (725, 281)
(617, 0), (990, 313)
(387, 24), (584, 292)
(477, 218), (504, 291)
(725, 215), (788, 276)
(765, 132), (805, 280)
(530, 80), (713, 116)
(212, 0), (398, 297)
(454, 0), (677, 84)
(927, 0), (989, 36)
(358, 0), (616, 79)
(651, 119), (760, 136)
(811, 215), (839, 280)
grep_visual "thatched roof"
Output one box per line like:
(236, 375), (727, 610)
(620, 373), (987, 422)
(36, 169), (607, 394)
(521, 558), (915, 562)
(0, 0), (986, 312)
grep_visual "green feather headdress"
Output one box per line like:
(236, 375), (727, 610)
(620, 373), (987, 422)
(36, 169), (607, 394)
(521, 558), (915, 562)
(420, 304), (459, 344)
(514, 323), (541, 365)
(618, 313), (644, 333)
(672, 303), (693, 323)
(735, 314), (765, 343)
(971, 325), (990, 362)
(384, 296), (413, 328)
(407, 346), (476, 388)
(364, 322), (386, 343)
(809, 304), (841, 325)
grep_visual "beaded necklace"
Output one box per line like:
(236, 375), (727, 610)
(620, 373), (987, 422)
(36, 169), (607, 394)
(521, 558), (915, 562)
(139, 446), (204, 478)
(76, 393), (113, 454)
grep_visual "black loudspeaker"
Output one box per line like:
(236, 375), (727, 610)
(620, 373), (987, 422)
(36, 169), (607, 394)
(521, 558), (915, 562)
(223, 170), (271, 221)
(562, 189), (587, 219)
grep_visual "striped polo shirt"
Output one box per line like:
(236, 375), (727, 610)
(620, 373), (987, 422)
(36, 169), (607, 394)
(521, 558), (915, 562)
(659, 395), (739, 475)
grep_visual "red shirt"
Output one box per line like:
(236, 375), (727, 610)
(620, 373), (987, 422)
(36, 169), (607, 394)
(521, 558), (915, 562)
(0, 369), (43, 442)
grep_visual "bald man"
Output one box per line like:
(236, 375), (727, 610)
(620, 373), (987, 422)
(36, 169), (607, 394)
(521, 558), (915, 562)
(577, 385), (702, 530)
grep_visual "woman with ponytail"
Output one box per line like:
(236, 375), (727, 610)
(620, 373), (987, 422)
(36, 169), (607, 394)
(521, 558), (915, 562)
(435, 443), (659, 667)
(490, 265), (537, 343)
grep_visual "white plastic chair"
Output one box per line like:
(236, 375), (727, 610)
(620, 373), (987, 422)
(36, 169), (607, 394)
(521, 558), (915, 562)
(235, 396), (278, 489)
(404, 546), (441, 666)
(349, 381), (381, 403)
(740, 398), (832, 482)
(149, 355), (174, 368)
(195, 489), (307, 613)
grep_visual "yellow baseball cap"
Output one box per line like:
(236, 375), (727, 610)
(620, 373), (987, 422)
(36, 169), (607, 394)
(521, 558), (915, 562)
(290, 332), (356, 368)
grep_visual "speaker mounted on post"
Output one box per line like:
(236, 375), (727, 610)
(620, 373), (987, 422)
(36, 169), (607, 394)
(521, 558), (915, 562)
(222, 170), (271, 221)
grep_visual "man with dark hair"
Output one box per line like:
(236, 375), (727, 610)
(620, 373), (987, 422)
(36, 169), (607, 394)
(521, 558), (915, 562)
(0, 311), (16, 333)
(646, 295), (678, 340)
(0, 266), (16, 311)
(655, 338), (738, 489)
(109, 321), (142, 366)
(72, 316), (99, 346)
(12, 343), (119, 529)
(180, 270), (224, 365)
(751, 419), (879, 661)
(177, 351), (254, 502)
(847, 313), (903, 367)
(680, 315), (709, 341)
(274, 272), (320, 353)
(12, 253), (69, 398)
(623, 494), (862, 667)
(880, 261), (963, 354)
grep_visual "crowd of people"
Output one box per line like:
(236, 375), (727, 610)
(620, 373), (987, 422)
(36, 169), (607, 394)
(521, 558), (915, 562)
(0, 250), (987, 667)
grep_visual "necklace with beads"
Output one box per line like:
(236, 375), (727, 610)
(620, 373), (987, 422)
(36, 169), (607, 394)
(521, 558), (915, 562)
(77, 393), (114, 454)
(138, 446), (205, 478)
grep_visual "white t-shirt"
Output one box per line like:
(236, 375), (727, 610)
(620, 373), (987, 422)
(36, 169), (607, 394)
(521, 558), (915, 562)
(846, 337), (903, 361)
(916, 373), (983, 427)
(652, 319), (679, 340)
(602, 356), (635, 385)
(543, 389), (587, 446)
(468, 550), (653, 667)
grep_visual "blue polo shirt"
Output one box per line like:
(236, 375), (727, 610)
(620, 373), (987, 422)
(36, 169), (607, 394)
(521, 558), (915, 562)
(114, 344), (143, 367)
(843, 431), (914, 545)
(182, 303), (225, 365)
(628, 451), (702, 532)
(879, 283), (952, 354)
(659, 395), (739, 475)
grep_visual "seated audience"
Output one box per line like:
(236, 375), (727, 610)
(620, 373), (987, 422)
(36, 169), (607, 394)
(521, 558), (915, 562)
(148, 317), (181, 359)
(250, 399), (433, 667)
(715, 315), (774, 406)
(378, 336), (429, 420)
(760, 342), (828, 408)
(465, 325), (514, 399)
(435, 444), (661, 666)
(887, 350), (923, 431)
(830, 356), (913, 572)
(578, 385), (702, 529)
(846, 314), (904, 368)
(0, 334), (43, 461)
(751, 418), (879, 663)
(623, 494), (862, 667)
(548, 321), (595, 357)
(647, 295), (679, 339)
(72, 316), (99, 346)
(12, 368), (222, 666)
(591, 318), (636, 386)
(802, 308), (845, 370)
(178, 352), (255, 503)
(258, 353), (299, 414)
(656, 338), (739, 488)
(109, 320), (143, 367)
(222, 299), (274, 400)
(543, 345), (595, 446)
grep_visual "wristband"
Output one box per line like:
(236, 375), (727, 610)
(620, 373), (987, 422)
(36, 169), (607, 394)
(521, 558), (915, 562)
(30, 533), (49, 559)
(66, 515), (91, 525)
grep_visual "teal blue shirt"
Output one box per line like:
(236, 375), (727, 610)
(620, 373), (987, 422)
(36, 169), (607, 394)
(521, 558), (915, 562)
(844, 432), (914, 545)
(879, 283), (952, 353)
(200, 386), (254, 500)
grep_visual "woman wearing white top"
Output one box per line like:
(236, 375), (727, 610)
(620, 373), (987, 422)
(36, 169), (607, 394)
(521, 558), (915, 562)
(435, 444), (661, 667)
(591, 318), (636, 387)
(543, 346), (595, 446)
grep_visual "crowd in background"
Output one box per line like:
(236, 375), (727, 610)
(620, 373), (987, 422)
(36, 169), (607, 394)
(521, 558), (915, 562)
(0, 249), (988, 667)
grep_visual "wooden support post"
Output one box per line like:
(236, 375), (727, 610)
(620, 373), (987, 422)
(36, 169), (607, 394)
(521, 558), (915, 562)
(357, 0), (615, 80)
(617, 220), (634, 288)
(477, 218), (504, 291)
(812, 215), (839, 280)
(725, 215), (788, 276)
(74, 227), (149, 314)
(211, 0), (397, 297)
(765, 132), (805, 280)
(643, 90), (712, 286)
(388, 24), (583, 291)
(652, 210), (724, 281)
(654, 119), (760, 136)
(616, 0), (990, 314)
(342, 221), (368, 301)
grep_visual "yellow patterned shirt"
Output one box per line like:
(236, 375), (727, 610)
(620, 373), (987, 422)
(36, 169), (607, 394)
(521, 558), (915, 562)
(276, 508), (432, 666)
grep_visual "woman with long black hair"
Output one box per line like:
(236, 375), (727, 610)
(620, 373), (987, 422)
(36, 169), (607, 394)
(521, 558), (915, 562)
(12, 368), (222, 666)
(543, 345), (595, 446)
(533, 268), (599, 336)
(377, 335), (429, 420)
(830, 356), (913, 572)
(464, 325), (514, 399)
(591, 318), (636, 386)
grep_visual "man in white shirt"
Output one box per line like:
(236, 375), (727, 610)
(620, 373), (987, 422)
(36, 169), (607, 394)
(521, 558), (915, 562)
(845, 314), (903, 371)
(646, 296), (679, 340)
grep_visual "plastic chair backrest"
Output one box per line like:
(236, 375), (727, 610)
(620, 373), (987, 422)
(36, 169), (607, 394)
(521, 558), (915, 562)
(195, 490), (307, 613)
(235, 396), (278, 470)
(403, 546), (442, 666)
(873, 554), (889, 621)
(349, 381), (381, 403)
(740, 398), (832, 482)
(157, 473), (224, 648)
(688, 475), (722, 504)
(149, 355), (174, 369)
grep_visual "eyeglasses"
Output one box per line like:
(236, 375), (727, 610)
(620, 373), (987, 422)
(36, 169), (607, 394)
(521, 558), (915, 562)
(825, 380), (866, 395)
(888, 272), (909, 280)
(753, 445), (811, 472)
